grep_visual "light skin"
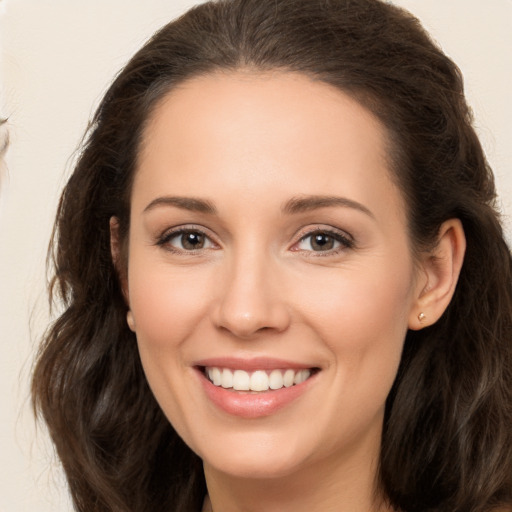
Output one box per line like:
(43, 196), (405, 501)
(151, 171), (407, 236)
(111, 71), (466, 512)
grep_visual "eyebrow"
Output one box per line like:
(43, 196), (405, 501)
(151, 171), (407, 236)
(143, 194), (374, 219)
(143, 196), (217, 214)
(282, 195), (374, 218)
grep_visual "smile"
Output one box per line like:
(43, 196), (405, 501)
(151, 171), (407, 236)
(204, 367), (313, 392)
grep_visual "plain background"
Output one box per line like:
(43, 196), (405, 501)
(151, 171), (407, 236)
(0, 1), (510, 511)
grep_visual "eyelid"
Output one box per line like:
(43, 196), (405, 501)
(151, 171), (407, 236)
(154, 223), (354, 255)
(291, 225), (355, 254)
(156, 224), (220, 252)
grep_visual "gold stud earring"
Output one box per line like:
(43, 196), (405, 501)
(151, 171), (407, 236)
(418, 312), (426, 322)
(126, 310), (136, 330)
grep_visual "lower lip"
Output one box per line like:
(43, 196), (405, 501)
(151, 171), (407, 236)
(197, 369), (316, 419)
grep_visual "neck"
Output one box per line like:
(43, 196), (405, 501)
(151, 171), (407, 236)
(203, 437), (391, 512)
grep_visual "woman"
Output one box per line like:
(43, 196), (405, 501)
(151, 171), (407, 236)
(32, 0), (512, 511)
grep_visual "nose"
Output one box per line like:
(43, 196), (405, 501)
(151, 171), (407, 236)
(212, 250), (291, 339)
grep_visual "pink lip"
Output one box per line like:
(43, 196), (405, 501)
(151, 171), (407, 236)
(194, 356), (313, 372)
(193, 358), (319, 419)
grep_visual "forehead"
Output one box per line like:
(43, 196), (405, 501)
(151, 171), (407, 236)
(140, 70), (389, 160)
(134, 70), (405, 222)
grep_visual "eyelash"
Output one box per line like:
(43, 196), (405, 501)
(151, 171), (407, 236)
(293, 227), (354, 256)
(156, 226), (354, 256)
(156, 226), (218, 254)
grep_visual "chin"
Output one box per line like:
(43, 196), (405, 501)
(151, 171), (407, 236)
(196, 429), (312, 480)
(205, 453), (304, 481)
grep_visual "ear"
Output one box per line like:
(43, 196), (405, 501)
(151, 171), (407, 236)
(408, 219), (466, 330)
(109, 216), (130, 304)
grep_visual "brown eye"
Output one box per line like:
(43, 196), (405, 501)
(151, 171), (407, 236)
(296, 229), (353, 253)
(159, 229), (215, 252)
(310, 233), (335, 251)
(180, 232), (206, 250)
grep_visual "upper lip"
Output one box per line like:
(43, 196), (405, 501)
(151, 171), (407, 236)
(193, 356), (318, 372)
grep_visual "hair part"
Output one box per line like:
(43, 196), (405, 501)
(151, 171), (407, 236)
(32, 1), (512, 511)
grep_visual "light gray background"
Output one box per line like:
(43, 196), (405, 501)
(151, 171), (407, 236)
(0, 1), (510, 511)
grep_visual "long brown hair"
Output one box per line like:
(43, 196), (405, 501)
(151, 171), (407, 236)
(32, 1), (512, 511)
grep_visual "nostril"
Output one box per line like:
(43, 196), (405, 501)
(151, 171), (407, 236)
(212, 275), (291, 337)
(214, 309), (291, 339)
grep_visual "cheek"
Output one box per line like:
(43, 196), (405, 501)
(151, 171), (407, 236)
(126, 257), (214, 433)
(127, 259), (212, 348)
(295, 261), (414, 406)
(301, 262), (412, 338)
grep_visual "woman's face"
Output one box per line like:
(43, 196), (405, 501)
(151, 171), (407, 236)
(125, 71), (422, 480)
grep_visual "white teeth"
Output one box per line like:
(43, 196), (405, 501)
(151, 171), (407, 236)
(250, 370), (269, 392)
(210, 367), (222, 386)
(233, 370), (250, 391)
(269, 369), (284, 390)
(205, 367), (313, 391)
(294, 369), (311, 385)
(283, 369), (295, 387)
(221, 368), (233, 388)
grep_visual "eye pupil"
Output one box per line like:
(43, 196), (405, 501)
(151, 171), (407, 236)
(182, 232), (204, 250)
(311, 233), (334, 251)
